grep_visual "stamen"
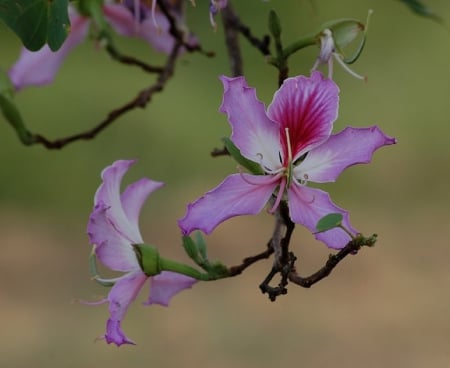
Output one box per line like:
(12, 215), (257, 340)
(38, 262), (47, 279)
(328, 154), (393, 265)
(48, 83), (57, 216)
(333, 53), (367, 81)
(268, 177), (286, 213)
(238, 167), (282, 186)
(151, 0), (162, 34)
(285, 128), (293, 164)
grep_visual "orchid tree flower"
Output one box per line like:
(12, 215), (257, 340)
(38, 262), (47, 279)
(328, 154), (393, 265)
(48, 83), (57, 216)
(9, 1), (196, 91)
(87, 160), (196, 346)
(179, 72), (396, 249)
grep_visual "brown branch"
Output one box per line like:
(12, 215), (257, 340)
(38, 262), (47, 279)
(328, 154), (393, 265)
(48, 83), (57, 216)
(227, 243), (274, 277)
(31, 42), (182, 149)
(221, 3), (243, 76)
(105, 44), (164, 74)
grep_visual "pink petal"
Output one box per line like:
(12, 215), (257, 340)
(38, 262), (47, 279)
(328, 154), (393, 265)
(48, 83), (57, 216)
(178, 173), (278, 235)
(144, 271), (197, 306)
(294, 126), (397, 183)
(288, 185), (357, 249)
(104, 270), (148, 346)
(104, 319), (135, 346)
(121, 178), (164, 230)
(94, 160), (143, 245)
(88, 203), (140, 272)
(88, 160), (163, 272)
(267, 71), (339, 161)
(8, 10), (90, 90)
(219, 76), (281, 171)
(103, 4), (177, 54)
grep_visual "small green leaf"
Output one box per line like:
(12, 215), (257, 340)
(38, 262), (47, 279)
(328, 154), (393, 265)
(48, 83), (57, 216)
(268, 9), (282, 39)
(0, 0), (70, 51)
(316, 213), (343, 233)
(399, 0), (444, 24)
(222, 137), (263, 175)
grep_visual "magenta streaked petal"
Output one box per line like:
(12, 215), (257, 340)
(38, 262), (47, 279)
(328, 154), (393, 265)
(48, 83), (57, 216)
(88, 203), (139, 272)
(267, 71), (339, 160)
(94, 160), (143, 245)
(179, 173), (278, 235)
(8, 11), (90, 90)
(288, 185), (357, 249)
(104, 270), (148, 346)
(294, 126), (397, 183)
(220, 76), (282, 170)
(104, 319), (135, 346)
(145, 271), (197, 306)
(103, 4), (137, 37)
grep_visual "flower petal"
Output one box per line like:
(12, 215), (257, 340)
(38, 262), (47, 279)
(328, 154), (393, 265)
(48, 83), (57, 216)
(179, 173), (278, 235)
(144, 271), (197, 306)
(88, 202), (139, 272)
(219, 76), (281, 170)
(94, 160), (143, 245)
(8, 9), (90, 90)
(294, 126), (397, 183)
(103, 3), (194, 54)
(121, 178), (164, 231)
(288, 185), (357, 249)
(104, 270), (148, 346)
(267, 71), (339, 160)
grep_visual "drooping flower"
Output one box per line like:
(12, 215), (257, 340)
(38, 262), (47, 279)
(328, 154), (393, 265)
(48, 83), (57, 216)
(179, 72), (396, 249)
(9, 1), (196, 91)
(87, 160), (196, 346)
(311, 28), (366, 81)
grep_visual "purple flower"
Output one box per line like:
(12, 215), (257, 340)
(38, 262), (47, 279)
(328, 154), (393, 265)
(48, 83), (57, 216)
(9, 2), (195, 91)
(179, 72), (396, 249)
(87, 160), (196, 346)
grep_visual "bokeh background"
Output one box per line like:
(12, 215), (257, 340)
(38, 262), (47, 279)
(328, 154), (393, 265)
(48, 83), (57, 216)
(1, 0), (450, 367)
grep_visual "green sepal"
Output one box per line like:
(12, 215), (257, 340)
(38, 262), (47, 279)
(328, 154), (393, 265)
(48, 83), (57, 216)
(222, 137), (263, 175)
(0, 0), (70, 51)
(132, 244), (162, 277)
(88, 249), (115, 287)
(316, 213), (343, 233)
(320, 18), (367, 64)
(182, 235), (201, 264)
(194, 232), (208, 262)
(268, 9), (282, 40)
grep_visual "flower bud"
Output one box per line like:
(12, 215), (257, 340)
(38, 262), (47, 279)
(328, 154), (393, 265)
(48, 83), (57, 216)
(133, 244), (162, 276)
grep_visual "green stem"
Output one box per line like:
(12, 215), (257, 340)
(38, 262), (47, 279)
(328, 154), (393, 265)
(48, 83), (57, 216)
(282, 34), (317, 59)
(159, 257), (211, 281)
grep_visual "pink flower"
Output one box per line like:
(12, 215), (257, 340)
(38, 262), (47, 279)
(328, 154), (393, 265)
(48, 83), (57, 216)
(87, 160), (196, 346)
(179, 72), (396, 249)
(9, 2), (196, 91)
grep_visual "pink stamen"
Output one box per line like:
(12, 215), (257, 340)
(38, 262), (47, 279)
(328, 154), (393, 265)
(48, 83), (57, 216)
(268, 177), (286, 213)
(238, 167), (282, 186)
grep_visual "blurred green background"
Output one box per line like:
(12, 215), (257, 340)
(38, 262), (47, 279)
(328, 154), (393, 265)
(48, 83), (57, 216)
(1, 0), (450, 367)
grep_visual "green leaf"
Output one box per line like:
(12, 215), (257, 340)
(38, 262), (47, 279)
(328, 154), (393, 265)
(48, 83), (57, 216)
(221, 137), (264, 175)
(0, 0), (70, 51)
(399, 0), (444, 24)
(316, 213), (343, 233)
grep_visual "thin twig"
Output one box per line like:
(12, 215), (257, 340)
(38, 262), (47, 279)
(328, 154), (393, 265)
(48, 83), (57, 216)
(221, 3), (243, 76)
(32, 42), (182, 149)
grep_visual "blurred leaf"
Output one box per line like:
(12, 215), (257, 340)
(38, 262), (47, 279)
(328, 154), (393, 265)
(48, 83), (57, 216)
(399, 0), (444, 24)
(222, 137), (264, 175)
(316, 213), (343, 233)
(0, 0), (70, 51)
